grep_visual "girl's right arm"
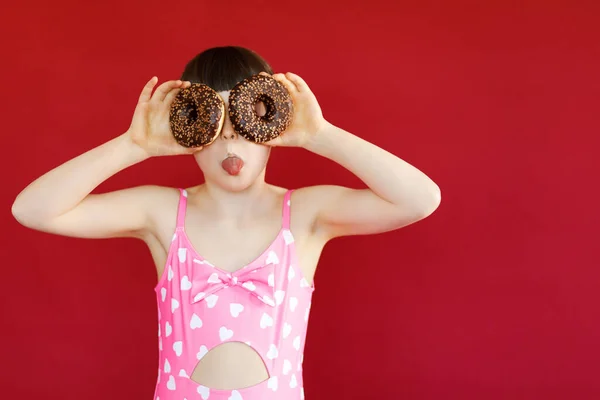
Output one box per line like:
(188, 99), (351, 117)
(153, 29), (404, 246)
(11, 77), (200, 241)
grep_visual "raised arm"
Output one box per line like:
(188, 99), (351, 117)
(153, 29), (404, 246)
(11, 77), (200, 240)
(303, 123), (441, 241)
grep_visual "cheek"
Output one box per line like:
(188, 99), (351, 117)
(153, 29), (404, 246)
(249, 146), (271, 169)
(193, 148), (219, 172)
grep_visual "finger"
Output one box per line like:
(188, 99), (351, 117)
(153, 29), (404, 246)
(130, 101), (149, 133)
(187, 145), (204, 155)
(264, 135), (283, 147)
(272, 73), (297, 95)
(164, 81), (191, 107)
(182, 144), (203, 154)
(138, 76), (157, 104)
(285, 72), (309, 92)
(151, 80), (184, 103)
(259, 71), (272, 77)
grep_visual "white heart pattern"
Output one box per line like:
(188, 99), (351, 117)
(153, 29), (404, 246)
(190, 313), (202, 329)
(171, 299), (180, 313)
(193, 292), (205, 302)
(283, 229), (294, 244)
(261, 295), (275, 307)
(267, 376), (278, 391)
(267, 343), (279, 360)
(180, 275), (192, 290)
(283, 359), (292, 375)
(219, 326), (233, 341)
(293, 336), (301, 351)
(242, 281), (256, 291)
(193, 259), (214, 267)
(288, 266), (295, 281)
(275, 290), (285, 305)
(196, 385), (210, 400)
(178, 248), (187, 263)
(290, 373), (297, 388)
(230, 303), (244, 318)
(166, 375), (176, 390)
(207, 273), (222, 284)
(197, 385), (210, 400)
(164, 358), (171, 373)
(290, 297), (298, 312)
(268, 273), (275, 287)
(228, 390), (243, 400)
(161, 287), (167, 302)
(266, 250), (279, 265)
(178, 369), (188, 378)
(282, 229), (294, 244)
(260, 313), (273, 329)
(173, 341), (183, 356)
(165, 321), (172, 337)
(283, 323), (292, 338)
(167, 265), (174, 281)
(196, 345), (208, 360)
(205, 295), (219, 308)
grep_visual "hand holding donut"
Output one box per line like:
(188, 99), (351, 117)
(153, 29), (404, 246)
(261, 72), (328, 148)
(127, 77), (203, 157)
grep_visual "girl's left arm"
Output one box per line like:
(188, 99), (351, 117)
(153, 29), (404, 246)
(267, 72), (441, 240)
(302, 121), (441, 240)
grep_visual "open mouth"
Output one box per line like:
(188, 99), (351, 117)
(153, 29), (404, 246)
(221, 154), (244, 176)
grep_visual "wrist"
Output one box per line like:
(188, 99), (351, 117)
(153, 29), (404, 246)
(301, 121), (340, 154)
(120, 130), (152, 162)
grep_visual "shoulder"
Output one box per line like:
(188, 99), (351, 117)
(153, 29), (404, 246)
(133, 185), (185, 242)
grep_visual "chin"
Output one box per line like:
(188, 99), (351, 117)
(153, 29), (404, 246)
(205, 169), (263, 192)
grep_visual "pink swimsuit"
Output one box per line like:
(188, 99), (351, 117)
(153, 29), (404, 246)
(153, 188), (315, 400)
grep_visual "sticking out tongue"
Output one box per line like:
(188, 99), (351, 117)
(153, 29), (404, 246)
(221, 156), (244, 176)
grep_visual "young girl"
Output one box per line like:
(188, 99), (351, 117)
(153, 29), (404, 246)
(11, 46), (441, 400)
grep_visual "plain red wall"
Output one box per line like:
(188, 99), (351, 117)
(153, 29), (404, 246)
(2, 0), (599, 399)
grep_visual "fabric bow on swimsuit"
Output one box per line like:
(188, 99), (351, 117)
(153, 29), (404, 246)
(189, 261), (276, 307)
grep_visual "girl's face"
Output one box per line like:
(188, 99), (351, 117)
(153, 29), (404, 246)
(192, 91), (271, 192)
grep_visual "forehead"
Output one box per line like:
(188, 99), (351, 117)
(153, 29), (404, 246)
(217, 91), (230, 103)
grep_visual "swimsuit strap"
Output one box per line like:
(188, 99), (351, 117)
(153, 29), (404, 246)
(176, 188), (188, 231)
(282, 189), (294, 230)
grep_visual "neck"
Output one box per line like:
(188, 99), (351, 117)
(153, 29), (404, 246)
(199, 177), (271, 221)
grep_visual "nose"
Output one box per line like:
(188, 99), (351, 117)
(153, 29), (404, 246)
(219, 109), (238, 140)
(221, 123), (238, 140)
(221, 125), (238, 140)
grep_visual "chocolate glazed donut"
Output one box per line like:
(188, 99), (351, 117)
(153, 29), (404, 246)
(228, 74), (294, 143)
(169, 83), (225, 148)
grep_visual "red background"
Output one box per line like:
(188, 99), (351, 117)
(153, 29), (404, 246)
(2, 0), (599, 399)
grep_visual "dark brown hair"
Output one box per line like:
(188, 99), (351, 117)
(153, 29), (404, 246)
(179, 46), (273, 92)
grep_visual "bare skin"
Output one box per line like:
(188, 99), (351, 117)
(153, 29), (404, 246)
(11, 74), (441, 390)
(142, 183), (325, 389)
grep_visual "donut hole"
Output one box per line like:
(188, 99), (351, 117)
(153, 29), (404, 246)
(254, 100), (267, 117)
(180, 103), (198, 123)
(254, 95), (276, 121)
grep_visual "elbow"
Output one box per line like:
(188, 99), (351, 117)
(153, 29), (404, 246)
(11, 200), (30, 227)
(422, 186), (442, 216)
(11, 197), (39, 228)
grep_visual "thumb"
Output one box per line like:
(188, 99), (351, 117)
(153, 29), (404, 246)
(264, 135), (284, 147)
(130, 101), (149, 133)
